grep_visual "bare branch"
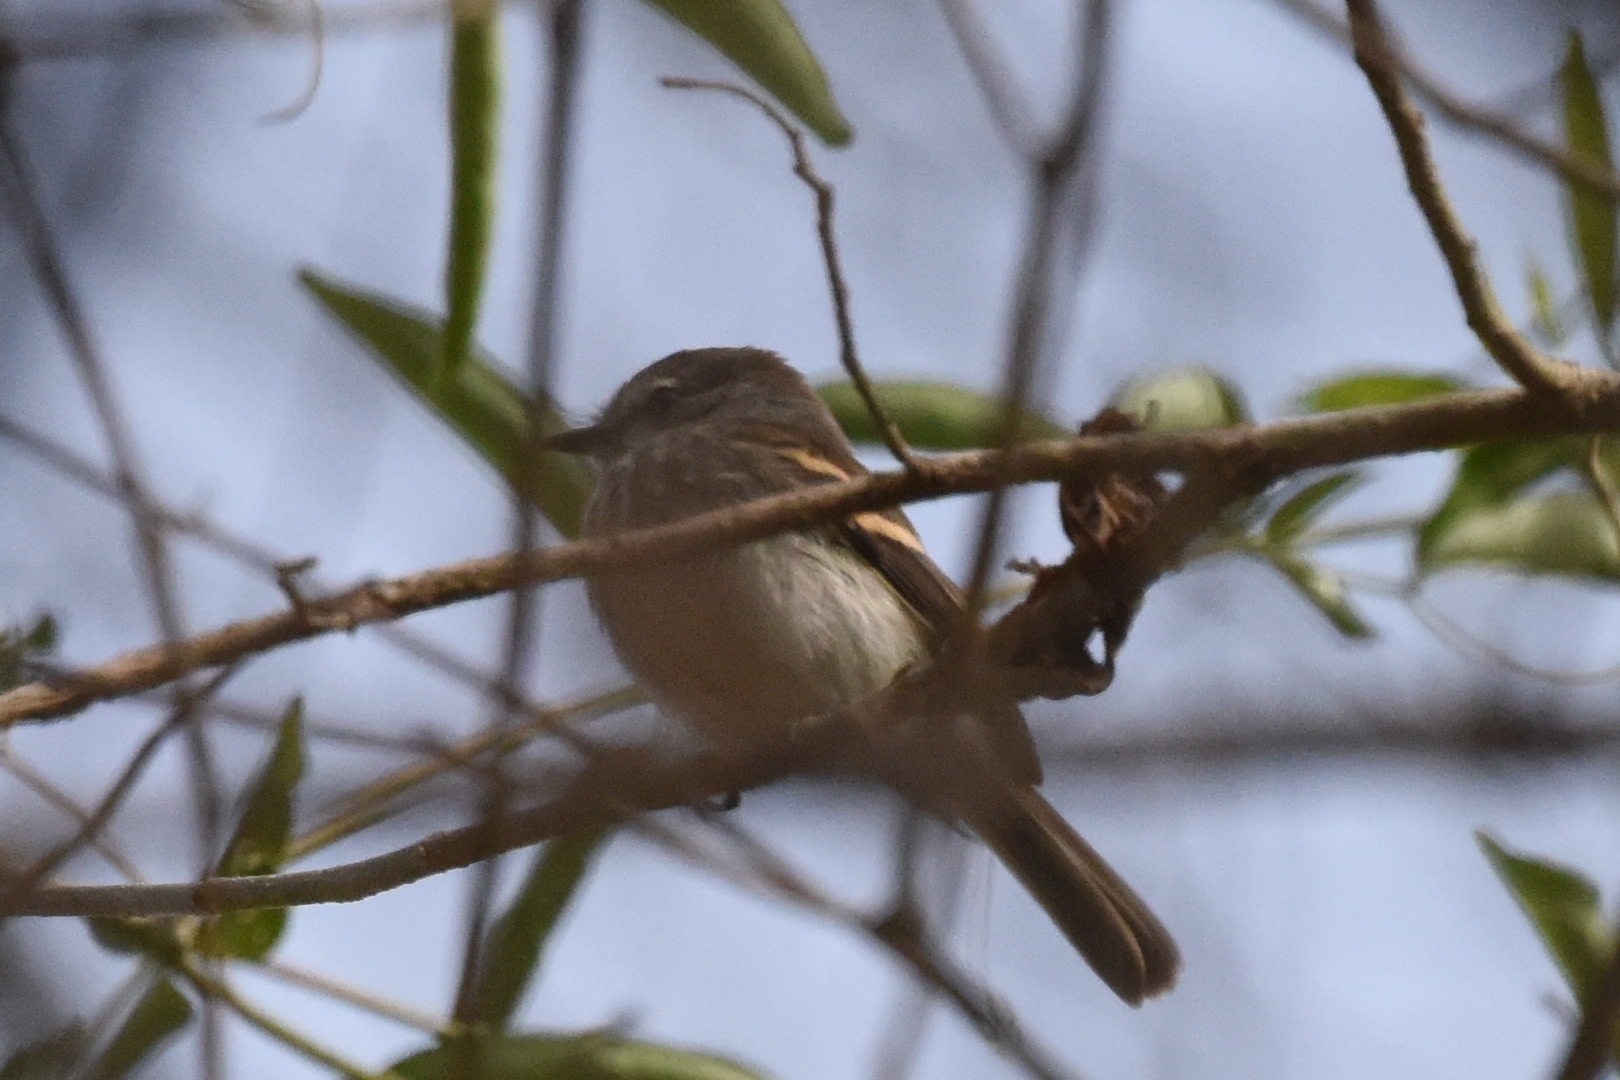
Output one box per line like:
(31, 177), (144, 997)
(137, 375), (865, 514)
(6, 379), (1620, 726)
(962, 0), (1114, 613)
(0, 81), (229, 909)
(5, 0), (442, 63)
(0, 408), (572, 731)
(937, 0), (1042, 154)
(661, 76), (916, 470)
(0, 663), (239, 913)
(695, 817), (1085, 1080)
(0, 746), (143, 880)
(1346, 0), (1577, 394)
(1273, 0), (1620, 202)
(1, 741), (781, 916)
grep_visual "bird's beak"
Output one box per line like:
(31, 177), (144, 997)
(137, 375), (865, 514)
(539, 422), (612, 456)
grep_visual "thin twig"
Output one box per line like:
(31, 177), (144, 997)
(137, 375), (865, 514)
(3, 745), (775, 916)
(1346, 0), (1570, 395)
(1406, 589), (1620, 687)
(6, 0), (442, 63)
(257, 0), (325, 124)
(1042, 706), (1620, 774)
(0, 97), (225, 1075)
(0, 87), (226, 973)
(0, 407), (583, 740)
(0, 746), (143, 880)
(1272, 0), (1620, 201)
(452, 0), (589, 1034)
(0, 663), (240, 913)
(253, 959), (454, 1037)
(288, 685), (639, 860)
(8, 378), (1620, 725)
(688, 815), (1085, 1080)
(962, 0), (1114, 613)
(0, 102), (189, 699)
(871, 809), (969, 1080)
(661, 76), (916, 471)
(936, 0), (1041, 153)
(181, 958), (411, 1080)
(17, 681), (1620, 922)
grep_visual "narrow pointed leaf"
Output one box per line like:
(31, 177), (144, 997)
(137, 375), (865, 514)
(1266, 553), (1373, 638)
(1562, 30), (1618, 337)
(1422, 490), (1620, 579)
(1111, 367), (1247, 430)
(1300, 370), (1464, 412)
(643, 0), (851, 145)
(816, 381), (1066, 450)
(444, 0), (501, 377)
(218, 699), (303, 877)
(1479, 832), (1612, 1000)
(1266, 471), (1363, 547)
(393, 1033), (772, 1080)
(477, 829), (608, 1030)
(0, 1025), (88, 1080)
(300, 269), (592, 536)
(79, 980), (192, 1080)
(198, 699), (303, 959)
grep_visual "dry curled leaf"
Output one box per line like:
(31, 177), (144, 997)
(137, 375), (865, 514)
(995, 409), (1170, 699)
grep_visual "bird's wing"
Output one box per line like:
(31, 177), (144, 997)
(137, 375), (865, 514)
(746, 428), (1042, 785)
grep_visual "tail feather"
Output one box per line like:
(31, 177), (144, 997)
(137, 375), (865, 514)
(971, 788), (1179, 1005)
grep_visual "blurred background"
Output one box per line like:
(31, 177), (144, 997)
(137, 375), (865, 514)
(3, 0), (1620, 1078)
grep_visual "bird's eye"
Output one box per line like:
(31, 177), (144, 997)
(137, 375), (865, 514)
(644, 383), (680, 413)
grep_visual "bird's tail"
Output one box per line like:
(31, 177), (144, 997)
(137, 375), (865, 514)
(970, 787), (1180, 1005)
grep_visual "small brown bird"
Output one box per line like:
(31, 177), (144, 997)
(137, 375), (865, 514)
(546, 347), (1179, 1003)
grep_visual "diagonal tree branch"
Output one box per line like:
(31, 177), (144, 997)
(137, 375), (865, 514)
(1346, 0), (1576, 395)
(1273, 0), (1620, 201)
(5, 379), (1620, 727)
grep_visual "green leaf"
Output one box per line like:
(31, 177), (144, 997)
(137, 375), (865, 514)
(1265, 553), (1373, 638)
(1527, 256), (1569, 347)
(1111, 367), (1248, 431)
(1479, 832), (1613, 1000)
(393, 1033), (773, 1080)
(86, 917), (184, 965)
(299, 269), (592, 537)
(476, 830), (608, 1030)
(1, 613), (58, 693)
(1422, 490), (1620, 579)
(79, 980), (192, 1080)
(1417, 437), (1587, 565)
(219, 699), (303, 877)
(23, 613), (57, 652)
(197, 699), (304, 960)
(1562, 30), (1618, 337)
(816, 381), (1066, 450)
(444, 1), (501, 378)
(643, 0), (852, 146)
(1266, 471), (1364, 547)
(0, 1025), (88, 1080)
(1299, 370), (1465, 412)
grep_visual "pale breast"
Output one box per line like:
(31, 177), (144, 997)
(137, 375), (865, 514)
(588, 534), (929, 748)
